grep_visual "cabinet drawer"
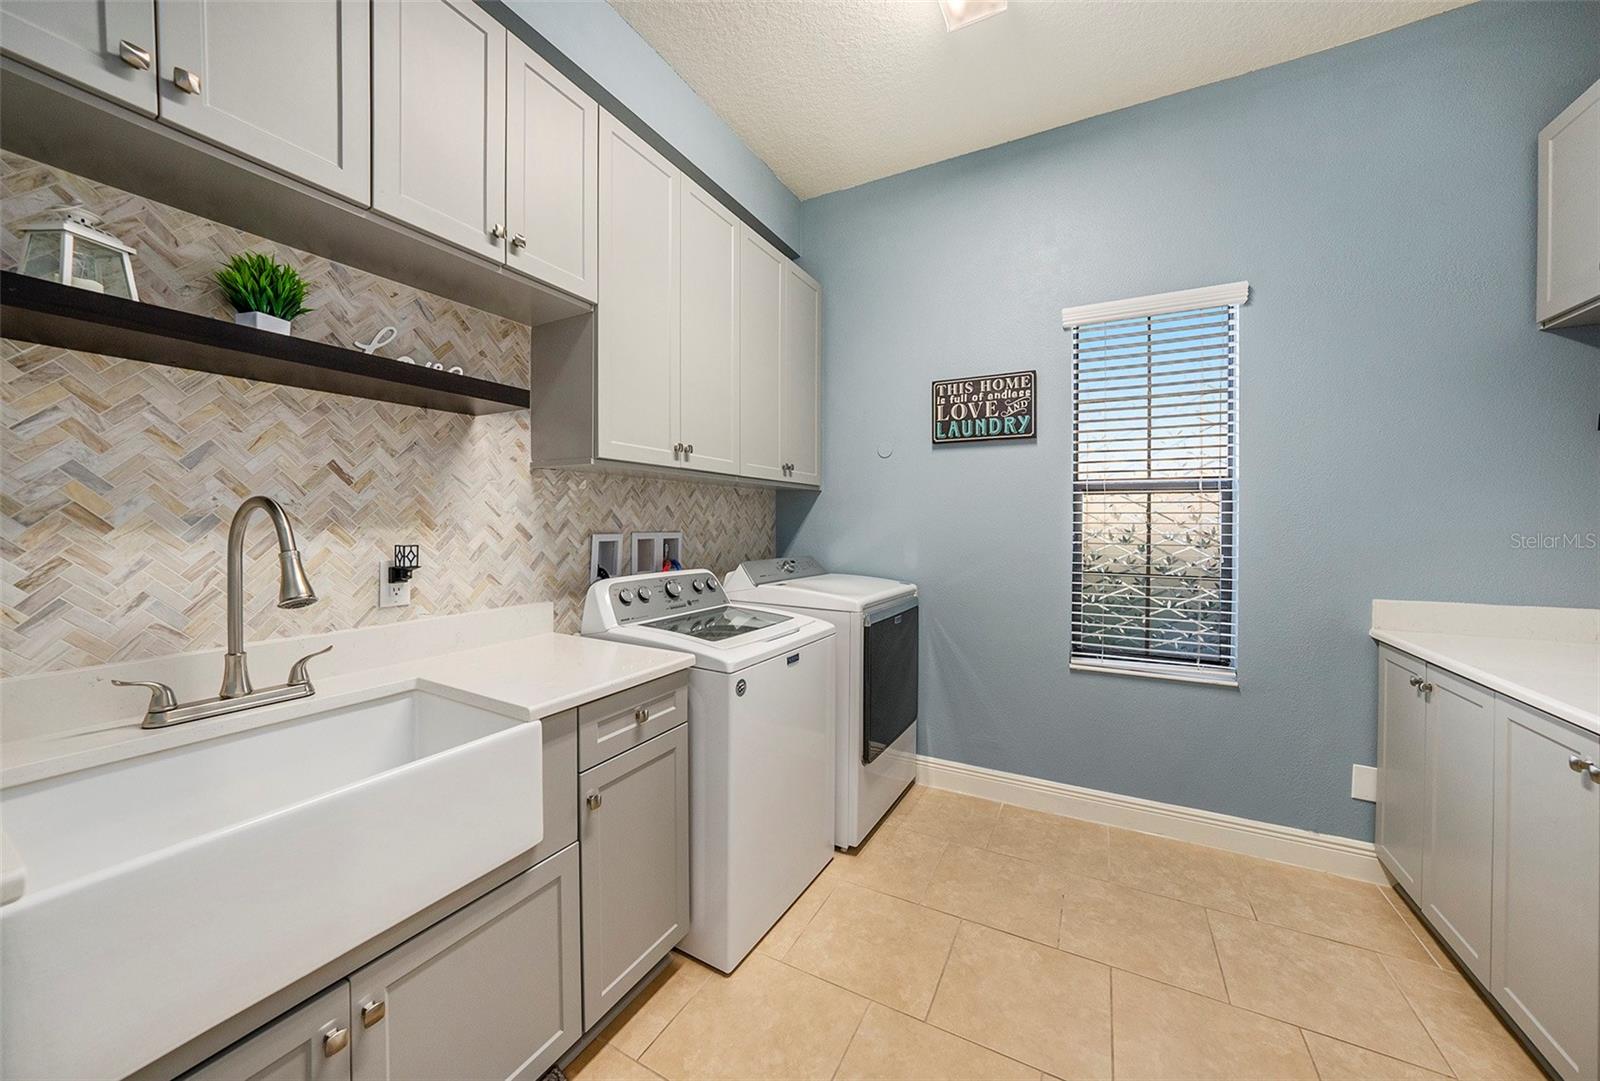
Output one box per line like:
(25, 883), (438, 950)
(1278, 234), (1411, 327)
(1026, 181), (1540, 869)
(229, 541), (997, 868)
(578, 671), (688, 771)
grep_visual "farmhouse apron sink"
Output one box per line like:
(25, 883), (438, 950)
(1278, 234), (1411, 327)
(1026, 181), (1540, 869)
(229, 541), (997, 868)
(0, 690), (543, 1081)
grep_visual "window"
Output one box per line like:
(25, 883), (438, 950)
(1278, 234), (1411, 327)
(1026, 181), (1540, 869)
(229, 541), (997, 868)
(1062, 282), (1246, 684)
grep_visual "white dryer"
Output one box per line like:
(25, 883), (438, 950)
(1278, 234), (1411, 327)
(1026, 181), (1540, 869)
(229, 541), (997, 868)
(724, 558), (917, 849)
(582, 570), (835, 973)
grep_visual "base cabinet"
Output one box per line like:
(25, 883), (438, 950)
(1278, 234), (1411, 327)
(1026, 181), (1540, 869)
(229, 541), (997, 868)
(1491, 697), (1600, 1081)
(348, 843), (582, 1081)
(1376, 645), (1427, 897)
(579, 722), (692, 1027)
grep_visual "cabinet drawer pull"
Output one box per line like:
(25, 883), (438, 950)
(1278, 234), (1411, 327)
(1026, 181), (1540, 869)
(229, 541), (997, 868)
(361, 999), (387, 1028)
(1407, 676), (1423, 688)
(490, 223), (506, 240)
(323, 1026), (349, 1057)
(510, 233), (527, 250)
(634, 706), (650, 724)
(1590, 763), (1600, 783)
(1418, 682), (1433, 694)
(172, 66), (201, 94)
(118, 41), (152, 70)
(587, 791), (602, 810)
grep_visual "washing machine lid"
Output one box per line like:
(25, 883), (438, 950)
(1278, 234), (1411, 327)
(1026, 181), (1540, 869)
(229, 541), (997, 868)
(726, 559), (916, 613)
(592, 612), (832, 674)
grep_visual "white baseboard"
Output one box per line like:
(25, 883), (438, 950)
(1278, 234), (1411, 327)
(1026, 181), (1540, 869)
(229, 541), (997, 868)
(915, 754), (1386, 884)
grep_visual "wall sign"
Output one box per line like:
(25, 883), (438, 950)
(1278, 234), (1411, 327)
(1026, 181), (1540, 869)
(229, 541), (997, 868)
(931, 370), (1036, 444)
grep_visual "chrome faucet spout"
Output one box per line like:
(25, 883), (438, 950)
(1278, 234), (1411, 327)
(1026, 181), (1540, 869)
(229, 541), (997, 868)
(222, 496), (317, 698)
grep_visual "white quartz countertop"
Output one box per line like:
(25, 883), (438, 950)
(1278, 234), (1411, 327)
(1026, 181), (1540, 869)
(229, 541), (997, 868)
(1370, 601), (1599, 736)
(0, 632), (693, 790)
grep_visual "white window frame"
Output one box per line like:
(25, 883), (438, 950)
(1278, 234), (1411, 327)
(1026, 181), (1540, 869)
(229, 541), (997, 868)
(1062, 281), (1248, 687)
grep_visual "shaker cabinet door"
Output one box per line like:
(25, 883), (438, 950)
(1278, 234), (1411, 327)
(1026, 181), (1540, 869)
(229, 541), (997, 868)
(506, 36), (598, 301)
(597, 112), (680, 467)
(155, 0), (370, 204)
(677, 178), (741, 476)
(1492, 698), (1599, 1081)
(579, 723), (691, 1027)
(1537, 79), (1600, 325)
(1375, 645), (1427, 898)
(348, 847), (583, 1081)
(1419, 666), (1496, 983)
(737, 226), (786, 482)
(780, 262), (822, 486)
(372, 0), (506, 260)
(0, 0), (158, 114)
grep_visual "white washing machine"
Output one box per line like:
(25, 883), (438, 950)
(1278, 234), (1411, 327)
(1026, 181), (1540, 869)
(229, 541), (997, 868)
(725, 558), (918, 849)
(582, 569), (835, 973)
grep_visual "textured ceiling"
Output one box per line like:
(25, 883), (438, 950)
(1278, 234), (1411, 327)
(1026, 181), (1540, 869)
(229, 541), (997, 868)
(609, 0), (1472, 199)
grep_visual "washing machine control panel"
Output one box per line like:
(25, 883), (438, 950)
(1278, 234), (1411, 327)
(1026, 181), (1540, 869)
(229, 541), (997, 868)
(606, 571), (720, 625)
(734, 556), (827, 585)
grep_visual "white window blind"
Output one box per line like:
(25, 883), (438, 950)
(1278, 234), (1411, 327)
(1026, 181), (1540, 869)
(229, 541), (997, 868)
(1064, 283), (1245, 683)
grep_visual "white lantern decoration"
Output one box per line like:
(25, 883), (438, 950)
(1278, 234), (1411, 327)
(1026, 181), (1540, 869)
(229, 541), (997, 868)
(17, 206), (139, 301)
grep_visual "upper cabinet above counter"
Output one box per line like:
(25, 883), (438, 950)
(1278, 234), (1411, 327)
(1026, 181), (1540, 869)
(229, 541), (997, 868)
(1538, 77), (1600, 329)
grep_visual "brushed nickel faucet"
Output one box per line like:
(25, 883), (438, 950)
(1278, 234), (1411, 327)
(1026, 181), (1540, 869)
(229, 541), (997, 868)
(114, 496), (332, 728)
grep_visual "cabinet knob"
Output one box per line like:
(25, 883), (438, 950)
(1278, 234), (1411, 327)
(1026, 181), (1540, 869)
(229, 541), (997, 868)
(1590, 763), (1600, 783)
(1419, 682), (1434, 694)
(685, 444), (694, 456)
(490, 223), (506, 240)
(587, 791), (602, 810)
(634, 706), (650, 724)
(1569, 754), (1593, 774)
(361, 999), (387, 1028)
(323, 1026), (349, 1057)
(172, 66), (201, 94)
(510, 233), (527, 250)
(118, 40), (152, 70)
(1407, 676), (1423, 688)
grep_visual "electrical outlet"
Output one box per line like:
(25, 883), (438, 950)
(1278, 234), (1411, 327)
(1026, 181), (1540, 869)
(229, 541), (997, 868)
(379, 561), (411, 608)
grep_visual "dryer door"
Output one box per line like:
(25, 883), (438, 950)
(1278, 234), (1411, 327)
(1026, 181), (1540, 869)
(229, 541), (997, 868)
(862, 601), (918, 763)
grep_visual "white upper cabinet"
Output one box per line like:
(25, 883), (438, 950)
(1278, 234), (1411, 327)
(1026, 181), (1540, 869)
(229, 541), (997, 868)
(0, 0), (158, 115)
(156, 0), (371, 204)
(677, 179), (741, 476)
(506, 38), (598, 302)
(597, 112), (679, 468)
(1538, 78), (1600, 327)
(738, 226), (786, 483)
(781, 263), (822, 487)
(373, 0), (506, 261)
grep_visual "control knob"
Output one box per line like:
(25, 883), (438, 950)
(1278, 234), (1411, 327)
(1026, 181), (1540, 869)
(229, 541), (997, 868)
(638, 586), (653, 602)
(617, 589), (634, 605)
(665, 580), (682, 599)
(691, 578), (705, 593)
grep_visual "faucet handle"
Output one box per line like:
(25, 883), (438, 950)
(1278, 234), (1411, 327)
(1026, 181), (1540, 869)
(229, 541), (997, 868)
(287, 646), (333, 689)
(112, 680), (179, 717)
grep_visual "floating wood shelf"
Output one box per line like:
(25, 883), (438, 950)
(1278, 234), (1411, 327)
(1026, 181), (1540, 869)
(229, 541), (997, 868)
(0, 271), (530, 416)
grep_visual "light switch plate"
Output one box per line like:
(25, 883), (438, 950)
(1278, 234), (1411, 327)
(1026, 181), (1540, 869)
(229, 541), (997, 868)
(1350, 763), (1377, 803)
(379, 560), (410, 608)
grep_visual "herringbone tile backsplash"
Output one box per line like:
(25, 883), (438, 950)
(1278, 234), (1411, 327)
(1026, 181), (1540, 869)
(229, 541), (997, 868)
(0, 154), (774, 678)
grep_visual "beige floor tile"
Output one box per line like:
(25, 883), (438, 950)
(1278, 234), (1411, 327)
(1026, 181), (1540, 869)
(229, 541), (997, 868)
(639, 953), (867, 1081)
(1207, 911), (1449, 1073)
(1383, 955), (1544, 1081)
(567, 1042), (666, 1081)
(986, 804), (1111, 879)
(784, 883), (960, 1017)
(1301, 1031), (1452, 1080)
(1106, 829), (1254, 917)
(922, 843), (1065, 946)
(834, 1002), (1040, 1081)
(896, 788), (1003, 847)
(755, 864), (841, 959)
(1381, 885), (1448, 967)
(926, 921), (1112, 1080)
(598, 951), (715, 1058)
(1056, 872), (1227, 999)
(1236, 859), (1433, 962)
(1110, 969), (1318, 1080)
(831, 822), (949, 902)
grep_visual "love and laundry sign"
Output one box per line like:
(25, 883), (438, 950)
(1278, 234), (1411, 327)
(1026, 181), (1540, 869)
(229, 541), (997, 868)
(931, 370), (1037, 444)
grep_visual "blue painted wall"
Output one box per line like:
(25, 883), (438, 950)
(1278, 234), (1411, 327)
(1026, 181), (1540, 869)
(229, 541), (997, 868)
(504, 0), (802, 250)
(781, 1), (1600, 842)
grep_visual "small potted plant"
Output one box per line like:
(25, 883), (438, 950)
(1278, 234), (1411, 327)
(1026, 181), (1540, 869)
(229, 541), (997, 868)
(214, 251), (312, 335)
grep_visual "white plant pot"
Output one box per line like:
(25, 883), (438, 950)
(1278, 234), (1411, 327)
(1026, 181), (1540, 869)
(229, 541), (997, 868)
(234, 311), (292, 335)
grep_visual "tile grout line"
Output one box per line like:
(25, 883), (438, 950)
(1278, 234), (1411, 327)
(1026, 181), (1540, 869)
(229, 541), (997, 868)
(826, 997), (871, 1081)
(624, 955), (716, 1066)
(1299, 1027), (1324, 1080)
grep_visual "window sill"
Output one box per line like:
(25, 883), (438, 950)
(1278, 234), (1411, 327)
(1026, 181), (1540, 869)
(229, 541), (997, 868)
(1069, 657), (1239, 688)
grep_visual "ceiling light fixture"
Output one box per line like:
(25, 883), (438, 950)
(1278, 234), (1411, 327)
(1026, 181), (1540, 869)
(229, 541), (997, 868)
(939, 0), (1006, 32)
